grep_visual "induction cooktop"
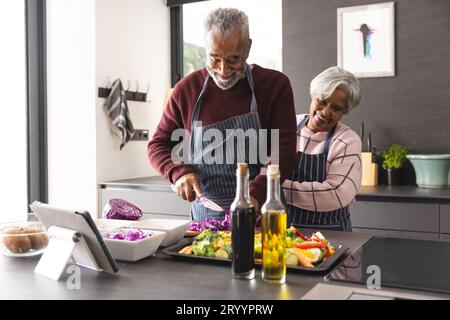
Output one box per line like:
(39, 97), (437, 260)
(325, 236), (450, 295)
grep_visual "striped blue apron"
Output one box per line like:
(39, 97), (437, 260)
(189, 64), (262, 220)
(286, 115), (352, 232)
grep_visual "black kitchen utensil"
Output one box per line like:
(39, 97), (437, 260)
(359, 122), (365, 151)
(367, 133), (372, 154)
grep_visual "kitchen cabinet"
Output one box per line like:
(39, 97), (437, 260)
(440, 204), (450, 234)
(351, 186), (450, 240)
(99, 179), (450, 240)
(99, 176), (191, 219)
(352, 227), (439, 240)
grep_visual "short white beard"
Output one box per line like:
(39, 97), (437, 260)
(206, 65), (243, 90)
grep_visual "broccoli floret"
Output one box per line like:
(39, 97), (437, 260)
(206, 246), (216, 257)
(196, 229), (212, 241)
(286, 226), (296, 239)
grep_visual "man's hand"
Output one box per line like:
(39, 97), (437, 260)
(174, 173), (204, 202)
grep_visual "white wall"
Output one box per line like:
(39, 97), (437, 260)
(46, 0), (97, 214)
(47, 0), (170, 216)
(95, 0), (170, 184)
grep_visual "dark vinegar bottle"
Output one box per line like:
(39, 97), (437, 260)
(230, 163), (256, 280)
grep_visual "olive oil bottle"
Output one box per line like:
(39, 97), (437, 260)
(261, 165), (287, 284)
(230, 163), (256, 280)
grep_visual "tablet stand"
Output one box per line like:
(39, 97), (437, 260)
(35, 226), (102, 281)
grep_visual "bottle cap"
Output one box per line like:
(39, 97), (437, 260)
(267, 164), (280, 176)
(237, 163), (248, 175)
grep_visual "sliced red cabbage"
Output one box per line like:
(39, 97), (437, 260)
(187, 210), (231, 232)
(187, 209), (260, 232)
(103, 198), (143, 220)
(108, 228), (153, 241)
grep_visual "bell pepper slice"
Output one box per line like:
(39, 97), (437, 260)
(294, 241), (325, 250)
(319, 239), (332, 257)
(291, 226), (310, 241)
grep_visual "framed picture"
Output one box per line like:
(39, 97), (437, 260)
(337, 2), (395, 78)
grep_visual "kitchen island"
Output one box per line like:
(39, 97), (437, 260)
(2, 229), (450, 300)
(3, 228), (450, 300)
(0, 230), (364, 300)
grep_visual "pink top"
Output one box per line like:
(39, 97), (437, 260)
(282, 114), (362, 212)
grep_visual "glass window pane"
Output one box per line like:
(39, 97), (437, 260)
(0, 1), (28, 222)
(183, 0), (282, 76)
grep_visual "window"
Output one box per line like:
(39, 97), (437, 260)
(182, 0), (282, 77)
(0, 1), (28, 222)
(0, 0), (46, 223)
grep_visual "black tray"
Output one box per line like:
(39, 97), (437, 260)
(162, 238), (349, 273)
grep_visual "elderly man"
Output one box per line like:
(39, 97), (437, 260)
(148, 8), (296, 220)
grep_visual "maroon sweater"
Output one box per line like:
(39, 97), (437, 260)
(147, 64), (297, 207)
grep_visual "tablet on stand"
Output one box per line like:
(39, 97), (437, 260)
(30, 201), (119, 280)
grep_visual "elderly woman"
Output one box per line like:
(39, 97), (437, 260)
(282, 66), (362, 232)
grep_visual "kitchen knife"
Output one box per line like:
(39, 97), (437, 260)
(360, 122), (365, 152)
(195, 196), (225, 212)
(170, 184), (224, 212)
(367, 133), (372, 154)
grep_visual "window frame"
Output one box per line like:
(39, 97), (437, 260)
(170, 5), (184, 87)
(26, 0), (48, 211)
(169, 0), (283, 85)
(168, 1), (208, 86)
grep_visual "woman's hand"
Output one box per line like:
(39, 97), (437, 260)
(251, 196), (260, 213)
(174, 173), (204, 202)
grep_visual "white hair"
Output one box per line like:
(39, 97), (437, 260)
(204, 8), (250, 40)
(310, 66), (361, 113)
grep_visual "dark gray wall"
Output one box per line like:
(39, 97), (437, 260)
(283, 0), (450, 154)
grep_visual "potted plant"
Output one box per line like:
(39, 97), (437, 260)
(379, 144), (409, 186)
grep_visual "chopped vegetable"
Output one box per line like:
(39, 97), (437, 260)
(290, 226), (310, 241)
(178, 245), (193, 254)
(310, 232), (333, 257)
(192, 230), (232, 257)
(187, 211), (231, 233)
(304, 248), (323, 263)
(187, 208), (261, 234)
(103, 198), (143, 220)
(289, 248), (315, 268)
(214, 248), (229, 259)
(286, 251), (299, 266)
(294, 241), (326, 250)
(186, 228), (335, 268)
(108, 228), (153, 241)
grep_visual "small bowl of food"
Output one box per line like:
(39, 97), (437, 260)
(0, 221), (49, 257)
(129, 219), (191, 247)
(103, 228), (166, 262)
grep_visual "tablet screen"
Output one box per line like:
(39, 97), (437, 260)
(30, 201), (119, 274)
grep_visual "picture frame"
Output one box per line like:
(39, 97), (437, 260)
(337, 2), (395, 78)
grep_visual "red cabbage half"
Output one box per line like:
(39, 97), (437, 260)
(103, 198), (143, 220)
